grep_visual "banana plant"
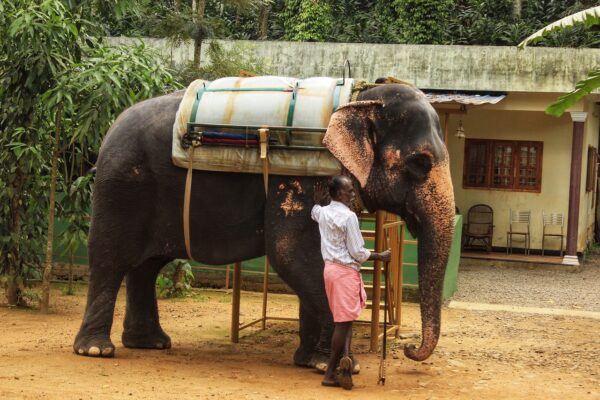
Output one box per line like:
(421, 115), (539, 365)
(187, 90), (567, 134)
(518, 6), (600, 117)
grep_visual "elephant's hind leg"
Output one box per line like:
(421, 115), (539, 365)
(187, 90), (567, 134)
(74, 267), (125, 357)
(122, 257), (172, 350)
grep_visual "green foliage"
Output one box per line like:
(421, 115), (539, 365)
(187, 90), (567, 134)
(0, 0), (180, 305)
(515, 5), (600, 116)
(394, 0), (454, 44)
(43, 40), (180, 149)
(173, 41), (273, 84)
(327, 1), (401, 43)
(520, 4), (600, 47)
(19, 288), (42, 308)
(446, 0), (514, 45)
(97, 0), (600, 48)
(0, 0), (80, 299)
(156, 259), (195, 298)
(61, 283), (77, 296)
(280, 0), (334, 41)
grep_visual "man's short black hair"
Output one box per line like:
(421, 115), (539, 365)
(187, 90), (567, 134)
(329, 175), (350, 198)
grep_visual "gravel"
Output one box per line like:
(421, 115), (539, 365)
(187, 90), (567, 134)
(452, 255), (600, 312)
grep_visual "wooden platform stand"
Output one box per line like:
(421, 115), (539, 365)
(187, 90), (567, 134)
(230, 210), (414, 353)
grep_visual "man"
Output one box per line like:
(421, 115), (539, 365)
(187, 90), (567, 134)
(312, 175), (391, 389)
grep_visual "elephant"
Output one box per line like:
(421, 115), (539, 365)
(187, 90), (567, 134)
(73, 82), (455, 366)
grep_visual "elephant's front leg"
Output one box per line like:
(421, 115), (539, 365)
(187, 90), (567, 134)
(122, 256), (173, 350)
(298, 300), (333, 368)
(265, 177), (333, 368)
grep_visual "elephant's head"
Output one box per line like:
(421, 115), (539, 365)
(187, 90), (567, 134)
(324, 83), (455, 361)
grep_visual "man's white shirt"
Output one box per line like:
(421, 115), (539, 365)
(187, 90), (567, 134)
(311, 200), (371, 271)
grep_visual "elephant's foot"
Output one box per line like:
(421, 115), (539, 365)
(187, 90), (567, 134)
(122, 328), (171, 350)
(293, 345), (329, 368)
(73, 333), (115, 357)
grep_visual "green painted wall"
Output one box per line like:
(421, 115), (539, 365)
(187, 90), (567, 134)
(53, 215), (462, 300)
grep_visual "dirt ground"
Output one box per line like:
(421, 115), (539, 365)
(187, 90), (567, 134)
(1, 285), (599, 400)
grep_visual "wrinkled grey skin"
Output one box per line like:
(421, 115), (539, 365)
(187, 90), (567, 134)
(74, 84), (454, 365)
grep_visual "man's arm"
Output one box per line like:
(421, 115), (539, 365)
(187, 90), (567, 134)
(346, 214), (391, 263)
(346, 214), (371, 263)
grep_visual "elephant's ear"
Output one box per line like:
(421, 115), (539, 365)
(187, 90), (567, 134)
(324, 100), (383, 187)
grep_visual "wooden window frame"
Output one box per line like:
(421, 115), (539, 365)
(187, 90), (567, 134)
(463, 139), (543, 193)
(585, 146), (597, 192)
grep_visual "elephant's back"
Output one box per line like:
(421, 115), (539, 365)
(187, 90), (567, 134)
(95, 92), (184, 180)
(101, 92), (183, 152)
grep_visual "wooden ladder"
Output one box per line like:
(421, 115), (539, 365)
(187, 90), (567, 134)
(358, 211), (407, 351)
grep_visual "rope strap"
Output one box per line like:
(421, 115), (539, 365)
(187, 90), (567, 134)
(183, 146), (195, 260)
(259, 128), (270, 195)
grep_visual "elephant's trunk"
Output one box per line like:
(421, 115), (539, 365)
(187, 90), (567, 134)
(404, 159), (455, 362)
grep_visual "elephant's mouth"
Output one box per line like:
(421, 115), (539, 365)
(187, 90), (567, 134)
(401, 203), (421, 238)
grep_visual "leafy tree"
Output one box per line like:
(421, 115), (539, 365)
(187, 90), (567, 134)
(141, 0), (261, 65)
(0, 0), (178, 308)
(447, 0), (514, 45)
(276, 0), (334, 41)
(394, 0), (454, 44)
(173, 41), (273, 85)
(327, 1), (401, 44)
(156, 259), (195, 298)
(519, 6), (600, 116)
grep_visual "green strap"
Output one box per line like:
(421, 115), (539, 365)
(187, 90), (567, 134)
(332, 79), (344, 112)
(189, 84), (207, 123)
(285, 82), (299, 145)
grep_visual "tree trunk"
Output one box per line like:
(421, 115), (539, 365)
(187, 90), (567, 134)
(6, 166), (24, 306)
(40, 108), (61, 313)
(173, 262), (184, 295)
(513, 0), (522, 17)
(174, 0), (181, 12)
(6, 266), (19, 306)
(258, 3), (269, 40)
(193, 0), (207, 66)
(68, 252), (74, 295)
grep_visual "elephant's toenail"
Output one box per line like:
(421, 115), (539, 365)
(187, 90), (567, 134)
(88, 346), (101, 356)
(101, 348), (113, 357)
(156, 343), (164, 349)
(78, 348), (84, 355)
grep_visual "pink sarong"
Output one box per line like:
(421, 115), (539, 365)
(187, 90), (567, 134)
(323, 262), (367, 322)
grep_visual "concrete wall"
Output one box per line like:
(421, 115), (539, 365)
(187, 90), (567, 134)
(108, 37), (600, 93)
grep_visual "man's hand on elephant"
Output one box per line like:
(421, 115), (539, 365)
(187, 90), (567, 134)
(313, 181), (330, 206)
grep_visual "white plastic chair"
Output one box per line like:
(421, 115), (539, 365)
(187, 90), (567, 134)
(506, 210), (531, 255)
(542, 212), (564, 256)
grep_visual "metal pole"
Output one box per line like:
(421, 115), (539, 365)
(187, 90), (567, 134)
(378, 260), (389, 385)
(231, 262), (242, 343)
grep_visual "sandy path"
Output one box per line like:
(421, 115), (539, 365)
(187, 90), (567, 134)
(1, 287), (599, 399)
